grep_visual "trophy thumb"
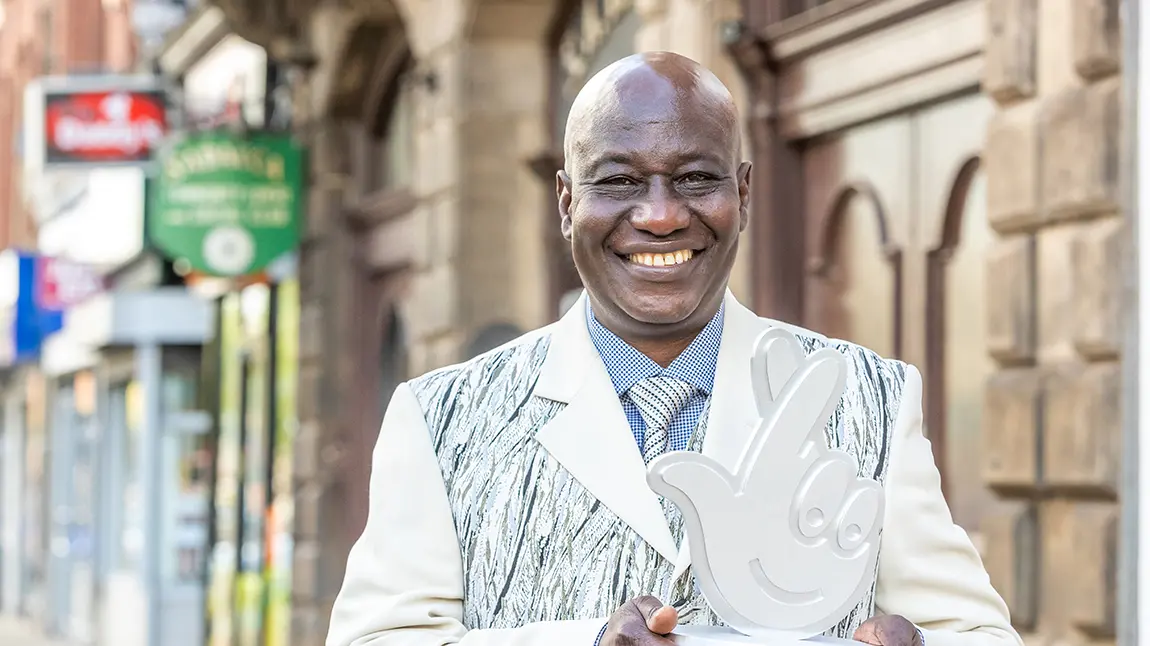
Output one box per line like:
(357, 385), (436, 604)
(646, 452), (731, 503)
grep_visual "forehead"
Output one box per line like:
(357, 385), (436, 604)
(572, 99), (733, 172)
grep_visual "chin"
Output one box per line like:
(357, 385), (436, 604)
(624, 294), (701, 326)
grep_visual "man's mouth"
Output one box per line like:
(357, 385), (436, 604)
(625, 249), (696, 267)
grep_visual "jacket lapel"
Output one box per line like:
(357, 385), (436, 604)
(534, 292), (679, 564)
(702, 293), (768, 470)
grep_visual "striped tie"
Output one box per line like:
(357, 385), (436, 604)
(628, 376), (696, 465)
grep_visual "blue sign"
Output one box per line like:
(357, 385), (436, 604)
(12, 251), (64, 362)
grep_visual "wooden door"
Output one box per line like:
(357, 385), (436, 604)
(800, 93), (1000, 536)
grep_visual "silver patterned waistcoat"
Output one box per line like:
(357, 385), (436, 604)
(408, 327), (908, 638)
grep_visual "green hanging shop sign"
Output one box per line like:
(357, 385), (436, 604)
(149, 132), (304, 277)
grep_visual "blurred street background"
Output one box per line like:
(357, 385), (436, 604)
(0, 615), (73, 645)
(0, 0), (1140, 645)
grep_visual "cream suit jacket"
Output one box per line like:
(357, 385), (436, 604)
(327, 291), (1023, 646)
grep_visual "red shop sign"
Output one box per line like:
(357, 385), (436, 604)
(44, 90), (168, 164)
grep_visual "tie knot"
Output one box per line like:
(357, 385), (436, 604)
(629, 375), (696, 415)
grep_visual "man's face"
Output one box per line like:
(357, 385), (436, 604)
(558, 76), (751, 339)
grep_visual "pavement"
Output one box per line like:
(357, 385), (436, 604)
(0, 616), (74, 646)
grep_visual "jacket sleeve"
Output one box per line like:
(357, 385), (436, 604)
(874, 365), (1024, 646)
(326, 382), (608, 646)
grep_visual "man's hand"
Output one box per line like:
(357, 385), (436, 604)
(600, 596), (678, 645)
(853, 615), (923, 646)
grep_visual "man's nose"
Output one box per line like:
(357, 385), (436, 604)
(631, 183), (689, 236)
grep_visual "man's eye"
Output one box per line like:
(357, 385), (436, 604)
(682, 173), (711, 183)
(603, 176), (636, 186)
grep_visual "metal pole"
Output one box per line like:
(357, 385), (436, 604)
(232, 354), (251, 646)
(1122, 0), (1143, 644)
(201, 296), (224, 645)
(137, 342), (164, 646)
(258, 282), (279, 646)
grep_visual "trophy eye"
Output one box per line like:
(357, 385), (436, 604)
(805, 507), (825, 529)
(793, 459), (853, 540)
(835, 487), (881, 552)
(842, 524), (862, 542)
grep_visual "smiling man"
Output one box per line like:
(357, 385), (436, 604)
(327, 53), (1022, 646)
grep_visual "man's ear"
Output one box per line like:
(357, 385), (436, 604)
(557, 170), (574, 241)
(737, 161), (752, 231)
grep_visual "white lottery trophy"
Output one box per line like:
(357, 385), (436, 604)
(647, 328), (882, 646)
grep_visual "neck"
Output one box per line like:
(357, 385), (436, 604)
(628, 334), (697, 368)
(612, 312), (714, 368)
(587, 292), (725, 368)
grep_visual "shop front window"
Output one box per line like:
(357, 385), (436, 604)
(160, 361), (211, 585)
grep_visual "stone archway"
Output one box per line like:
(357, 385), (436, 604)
(805, 179), (902, 359)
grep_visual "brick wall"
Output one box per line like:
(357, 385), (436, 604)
(0, 0), (42, 252)
(980, 0), (1122, 642)
(0, 0), (139, 253)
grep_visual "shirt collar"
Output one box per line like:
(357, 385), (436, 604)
(585, 298), (724, 397)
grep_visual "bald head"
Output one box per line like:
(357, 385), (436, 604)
(563, 52), (741, 176)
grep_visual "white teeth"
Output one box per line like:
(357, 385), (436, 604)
(627, 249), (694, 267)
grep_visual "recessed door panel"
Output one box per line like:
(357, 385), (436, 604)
(802, 116), (911, 359)
(797, 93), (997, 537)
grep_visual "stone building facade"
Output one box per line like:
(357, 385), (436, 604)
(978, 0), (1123, 642)
(207, 0), (1125, 644)
(731, 1), (1125, 645)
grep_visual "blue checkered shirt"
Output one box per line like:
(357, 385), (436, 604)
(585, 300), (724, 454)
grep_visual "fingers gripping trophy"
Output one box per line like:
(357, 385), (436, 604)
(647, 328), (883, 646)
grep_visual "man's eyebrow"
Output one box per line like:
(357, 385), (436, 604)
(583, 153), (637, 177)
(582, 150), (728, 177)
(676, 151), (728, 167)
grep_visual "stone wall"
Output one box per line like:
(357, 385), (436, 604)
(981, 0), (1123, 642)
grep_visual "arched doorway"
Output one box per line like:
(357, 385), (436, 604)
(797, 92), (997, 539)
(804, 178), (902, 359)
